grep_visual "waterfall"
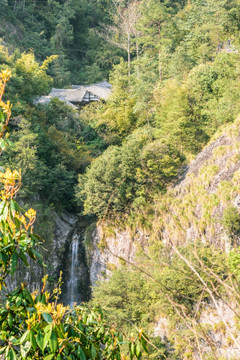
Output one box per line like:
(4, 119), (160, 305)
(67, 233), (81, 306)
(61, 225), (91, 306)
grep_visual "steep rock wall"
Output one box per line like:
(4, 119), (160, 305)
(86, 226), (148, 285)
(6, 211), (91, 304)
(87, 117), (240, 283)
(151, 117), (240, 248)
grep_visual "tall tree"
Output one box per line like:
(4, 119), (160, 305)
(98, 0), (141, 76)
(138, 0), (169, 81)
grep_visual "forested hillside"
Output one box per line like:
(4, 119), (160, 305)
(1, 0), (240, 359)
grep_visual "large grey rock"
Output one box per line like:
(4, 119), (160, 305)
(88, 225), (148, 285)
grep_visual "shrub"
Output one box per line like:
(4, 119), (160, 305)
(222, 205), (240, 237)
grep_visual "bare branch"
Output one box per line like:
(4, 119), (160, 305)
(170, 241), (240, 351)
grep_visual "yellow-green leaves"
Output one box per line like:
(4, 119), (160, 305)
(0, 192), (43, 286)
(0, 287), (146, 359)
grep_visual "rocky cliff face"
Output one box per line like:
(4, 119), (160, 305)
(6, 211), (91, 304)
(87, 226), (148, 285)
(151, 116), (240, 249)
(154, 299), (240, 359)
(88, 117), (240, 280)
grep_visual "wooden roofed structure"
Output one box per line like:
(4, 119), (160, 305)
(35, 81), (112, 108)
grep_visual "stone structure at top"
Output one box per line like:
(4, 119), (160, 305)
(36, 81), (112, 109)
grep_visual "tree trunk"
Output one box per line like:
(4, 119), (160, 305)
(13, 0), (17, 12)
(158, 26), (162, 81)
(158, 49), (162, 81)
(136, 41), (139, 78)
(127, 32), (131, 77)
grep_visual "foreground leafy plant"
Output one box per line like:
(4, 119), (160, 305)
(0, 281), (147, 359)
(0, 167), (43, 289)
(0, 70), (43, 289)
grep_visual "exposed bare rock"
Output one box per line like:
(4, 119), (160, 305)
(154, 300), (240, 359)
(151, 117), (240, 248)
(88, 225), (148, 285)
(199, 301), (240, 359)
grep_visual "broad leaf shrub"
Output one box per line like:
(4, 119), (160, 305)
(0, 69), (12, 153)
(0, 70), (148, 359)
(77, 127), (182, 218)
(222, 205), (240, 238)
(0, 283), (147, 359)
(0, 168), (43, 288)
(0, 70), (43, 289)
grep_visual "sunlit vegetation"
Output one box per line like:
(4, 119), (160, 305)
(1, 0), (240, 358)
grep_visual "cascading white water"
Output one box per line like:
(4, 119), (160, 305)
(67, 233), (80, 306)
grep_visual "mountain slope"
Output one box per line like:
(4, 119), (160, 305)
(152, 116), (240, 248)
(90, 117), (240, 359)
(90, 117), (240, 282)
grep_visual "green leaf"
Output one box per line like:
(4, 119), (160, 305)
(20, 330), (30, 344)
(0, 200), (6, 215)
(10, 200), (19, 217)
(79, 348), (87, 360)
(20, 341), (31, 358)
(11, 253), (18, 275)
(56, 324), (65, 338)
(43, 324), (52, 334)
(43, 327), (52, 350)
(20, 345), (26, 358)
(44, 354), (55, 360)
(3, 234), (9, 246)
(30, 330), (37, 351)
(140, 337), (148, 353)
(0, 138), (7, 151)
(19, 251), (29, 266)
(2, 204), (8, 221)
(136, 342), (141, 358)
(7, 313), (13, 328)
(49, 330), (58, 354)
(42, 312), (53, 323)
(9, 348), (17, 360)
(0, 330), (8, 341)
(0, 346), (6, 355)
(37, 331), (44, 353)
(22, 290), (34, 304)
(91, 343), (97, 359)
(32, 248), (43, 260)
(130, 342), (135, 356)
(0, 110), (4, 122)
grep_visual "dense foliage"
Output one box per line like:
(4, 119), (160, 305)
(0, 283), (145, 360)
(1, 0), (240, 219)
(0, 0), (122, 85)
(0, 48), (107, 211)
(73, 0), (240, 219)
(77, 127), (182, 217)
